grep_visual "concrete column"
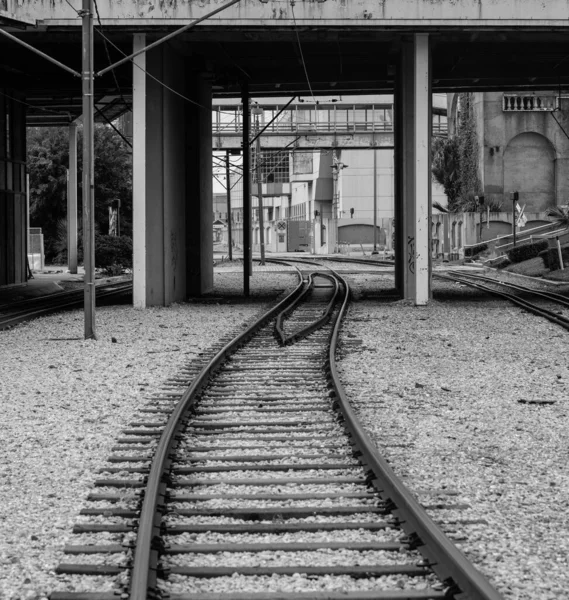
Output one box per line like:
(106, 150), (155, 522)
(132, 36), (210, 306)
(132, 33), (147, 308)
(186, 72), (214, 296)
(67, 122), (78, 274)
(394, 34), (432, 305)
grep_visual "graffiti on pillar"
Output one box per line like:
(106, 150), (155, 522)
(407, 236), (415, 274)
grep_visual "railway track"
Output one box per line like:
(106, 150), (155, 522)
(0, 279), (132, 330)
(51, 263), (502, 600)
(438, 270), (569, 331)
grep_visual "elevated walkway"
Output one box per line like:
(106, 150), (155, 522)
(213, 99), (447, 150)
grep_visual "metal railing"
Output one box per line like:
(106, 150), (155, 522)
(213, 104), (447, 136)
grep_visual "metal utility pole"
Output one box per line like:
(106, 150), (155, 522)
(68, 122), (78, 273)
(81, 0), (96, 339)
(372, 147), (379, 255)
(511, 191), (518, 248)
(242, 83), (251, 296)
(225, 150), (233, 261)
(252, 106), (265, 265)
(331, 151), (348, 254)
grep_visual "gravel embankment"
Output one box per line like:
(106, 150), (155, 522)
(0, 270), (296, 600)
(338, 272), (569, 600)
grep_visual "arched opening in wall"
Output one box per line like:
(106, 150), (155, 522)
(504, 132), (556, 212)
(458, 221), (463, 248)
(451, 221), (457, 248)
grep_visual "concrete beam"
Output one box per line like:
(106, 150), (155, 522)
(14, 0), (569, 27)
(212, 132), (395, 151)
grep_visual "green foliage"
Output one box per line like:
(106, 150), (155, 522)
(95, 235), (133, 270)
(456, 93), (482, 206)
(460, 194), (503, 213)
(28, 124), (132, 262)
(431, 136), (461, 211)
(488, 256), (511, 269)
(507, 239), (549, 264)
(431, 93), (484, 213)
(464, 242), (488, 258)
(539, 244), (569, 270)
(545, 205), (569, 228)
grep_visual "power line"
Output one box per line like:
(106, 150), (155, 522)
(93, 0), (131, 112)
(94, 27), (205, 109)
(0, 90), (73, 121)
(290, 0), (316, 102)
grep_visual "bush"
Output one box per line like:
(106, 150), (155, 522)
(488, 256), (511, 269)
(464, 242), (488, 258)
(95, 235), (133, 270)
(506, 239), (549, 264)
(539, 244), (569, 270)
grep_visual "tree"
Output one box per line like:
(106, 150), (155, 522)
(431, 94), (485, 213)
(28, 124), (132, 262)
(431, 136), (461, 211)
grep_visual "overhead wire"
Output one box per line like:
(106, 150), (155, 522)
(93, 0), (131, 113)
(289, 0), (316, 102)
(0, 90), (74, 122)
(94, 27), (205, 109)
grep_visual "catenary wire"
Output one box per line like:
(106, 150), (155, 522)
(290, 0), (316, 102)
(94, 28), (205, 109)
(93, 0), (132, 113)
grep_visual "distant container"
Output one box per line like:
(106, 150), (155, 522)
(287, 220), (311, 252)
(28, 227), (44, 271)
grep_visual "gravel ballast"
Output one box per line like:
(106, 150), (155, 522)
(0, 271), (295, 600)
(1, 266), (568, 599)
(338, 273), (569, 600)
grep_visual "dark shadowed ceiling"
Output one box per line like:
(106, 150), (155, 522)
(2, 24), (569, 126)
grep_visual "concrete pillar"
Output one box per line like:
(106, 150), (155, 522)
(132, 33), (147, 308)
(394, 34), (432, 304)
(67, 122), (78, 274)
(132, 34), (212, 306)
(186, 72), (214, 296)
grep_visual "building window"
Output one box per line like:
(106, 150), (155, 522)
(254, 149), (289, 183)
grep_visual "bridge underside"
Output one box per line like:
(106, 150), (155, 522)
(3, 13), (569, 304)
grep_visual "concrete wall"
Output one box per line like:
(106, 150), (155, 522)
(477, 92), (569, 212)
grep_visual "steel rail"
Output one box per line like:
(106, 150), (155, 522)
(275, 271), (340, 345)
(128, 267), (305, 599)
(448, 269), (569, 306)
(437, 272), (569, 332)
(327, 271), (504, 600)
(0, 281), (132, 331)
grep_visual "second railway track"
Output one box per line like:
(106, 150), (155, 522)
(0, 279), (133, 331)
(51, 264), (502, 600)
